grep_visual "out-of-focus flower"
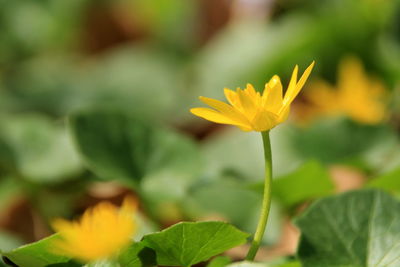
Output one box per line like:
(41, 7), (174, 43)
(191, 62), (314, 132)
(52, 197), (136, 262)
(299, 57), (387, 124)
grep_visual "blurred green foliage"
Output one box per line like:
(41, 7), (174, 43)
(271, 161), (334, 208)
(0, 0), (400, 266)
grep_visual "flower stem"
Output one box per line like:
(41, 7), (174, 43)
(246, 130), (272, 261)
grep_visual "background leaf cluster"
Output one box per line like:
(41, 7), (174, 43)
(0, 0), (400, 266)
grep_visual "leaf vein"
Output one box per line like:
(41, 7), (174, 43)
(366, 191), (380, 267)
(320, 202), (361, 264)
(373, 216), (400, 266)
(190, 223), (225, 265)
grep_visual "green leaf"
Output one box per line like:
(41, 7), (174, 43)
(206, 256), (232, 267)
(79, 46), (186, 121)
(0, 114), (82, 183)
(367, 168), (400, 192)
(296, 189), (400, 267)
(118, 242), (156, 267)
(142, 221), (249, 267)
(185, 177), (262, 229)
(2, 56), (83, 116)
(273, 261), (301, 267)
(272, 161), (334, 208)
(1, 235), (71, 267)
(291, 118), (396, 165)
(69, 110), (201, 186)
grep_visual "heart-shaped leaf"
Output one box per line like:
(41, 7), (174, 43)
(296, 189), (400, 267)
(69, 110), (201, 186)
(141, 221), (248, 267)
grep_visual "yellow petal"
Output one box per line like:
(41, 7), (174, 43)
(52, 219), (71, 233)
(246, 84), (262, 106)
(263, 75), (283, 113)
(237, 88), (258, 119)
(283, 61), (315, 106)
(337, 57), (365, 94)
(348, 103), (386, 124)
(369, 78), (386, 98)
(285, 65), (298, 100)
(199, 96), (249, 124)
(51, 198), (136, 262)
(190, 107), (250, 128)
(277, 105), (290, 123)
(224, 88), (242, 109)
(245, 83), (257, 97)
(251, 109), (279, 131)
(190, 62), (315, 131)
(238, 125), (253, 131)
(121, 196), (137, 214)
(305, 81), (336, 106)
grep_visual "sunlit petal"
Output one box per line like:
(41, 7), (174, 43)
(283, 61), (315, 106)
(237, 88), (258, 119)
(199, 96), (250, 124)
(190, 107), (250, 128)
(285, 65), (298, 100)
(245, 83), (257, 97)
(263, 75), (283, 113)
(277, 105), (290, 123)
(224, 88), (242, 110)
(251, 110), (279, 132)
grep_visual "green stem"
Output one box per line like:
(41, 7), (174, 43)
(245, 131), (273, 261)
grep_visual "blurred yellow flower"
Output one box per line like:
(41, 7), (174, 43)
(191, 62), (315, 132)
(52, 197), (136, 262)
(300, 57), (386, 124)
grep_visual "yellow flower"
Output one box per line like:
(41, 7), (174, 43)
(190, 62), (315, 132)
(51, 197), (137, 262)
(300, 57), (386, 124)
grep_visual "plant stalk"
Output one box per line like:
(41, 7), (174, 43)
(245, 130), (273, 260)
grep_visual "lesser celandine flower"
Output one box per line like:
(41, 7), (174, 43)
(299, 57), (386, 124)
(190, 62), (315, 260)
(191, 62), (315, 131)
(51, 197), (136, 263)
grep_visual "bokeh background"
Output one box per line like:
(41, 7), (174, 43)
(1, 0), (400, 264)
